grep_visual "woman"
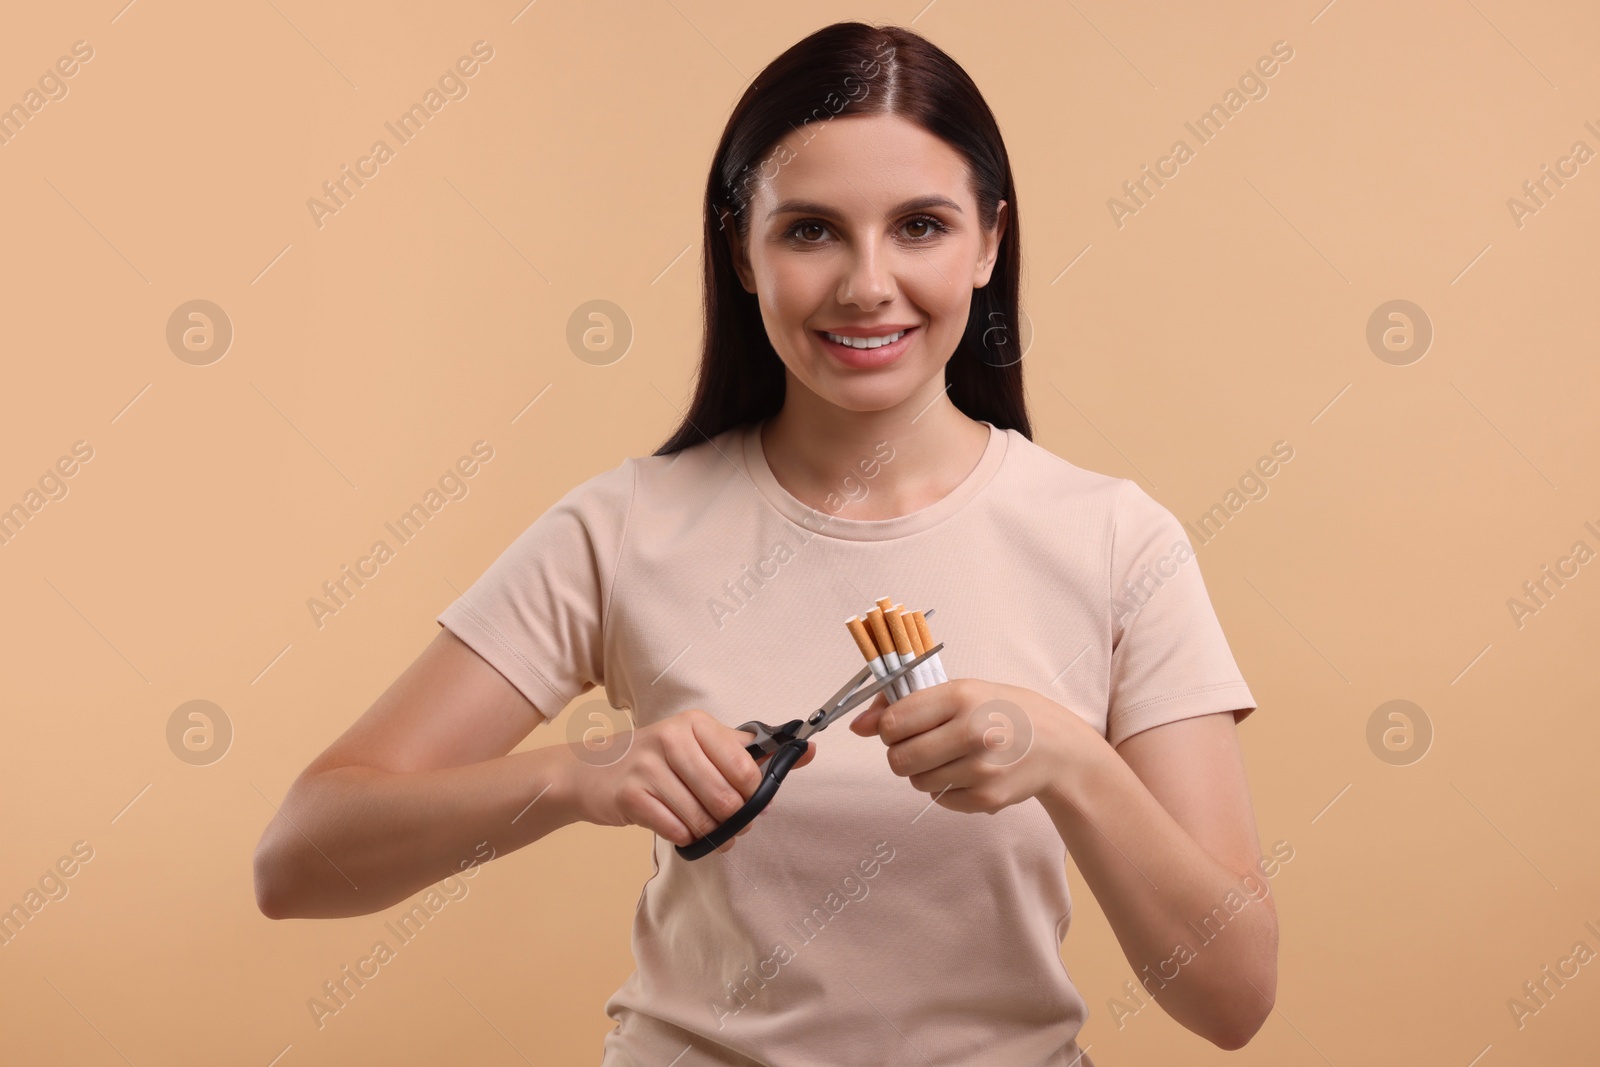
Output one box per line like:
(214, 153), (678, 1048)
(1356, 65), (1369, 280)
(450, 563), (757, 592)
(254, 21), (1277, 1065)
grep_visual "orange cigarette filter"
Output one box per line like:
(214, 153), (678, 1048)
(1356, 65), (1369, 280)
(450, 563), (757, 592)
(864, 606), (895, 657)
(900, 607), (926, 656)
(883, 604), (915, 658)
(844, 616), (879, 662)
(910, 610), (935, 650)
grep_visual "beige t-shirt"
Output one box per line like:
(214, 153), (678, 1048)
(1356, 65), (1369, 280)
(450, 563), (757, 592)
(438, 418), (1256, 1067)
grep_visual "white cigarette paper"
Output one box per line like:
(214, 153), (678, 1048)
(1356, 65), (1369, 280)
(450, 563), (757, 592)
(847, 614), (902, 704)
(847, 601), (949, 706)
(873, 599), (916, 699)
(861, 607), (909, 701)
(881, 600), (931, 694)
(894, 603), (937, 691)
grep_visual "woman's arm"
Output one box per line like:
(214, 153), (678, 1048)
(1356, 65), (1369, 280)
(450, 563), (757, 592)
(852, 683), (1278, 1050)
(253, 628), (793, 919)
(1037, 710), (1278, 1050)
(252, 629), (587, 919)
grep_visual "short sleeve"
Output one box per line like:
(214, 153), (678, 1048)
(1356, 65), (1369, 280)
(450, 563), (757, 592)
(1105, 479), (1256, 748)
(437, 458), (635, 722)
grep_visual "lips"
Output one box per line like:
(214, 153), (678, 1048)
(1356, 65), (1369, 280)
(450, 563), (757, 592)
(814, 325), (919, 369)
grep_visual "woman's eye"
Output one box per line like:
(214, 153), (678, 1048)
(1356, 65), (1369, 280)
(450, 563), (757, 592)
(781, 216), (949, 244)
(901, 215), (949, 240)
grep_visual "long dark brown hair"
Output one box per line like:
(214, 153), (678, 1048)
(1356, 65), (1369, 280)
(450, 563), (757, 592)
(652, 21), (1031, 457)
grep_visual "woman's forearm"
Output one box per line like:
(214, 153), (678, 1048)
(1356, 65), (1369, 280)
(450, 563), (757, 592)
(1037, 741), (1278, 1050)
(254, 743), (586, 920)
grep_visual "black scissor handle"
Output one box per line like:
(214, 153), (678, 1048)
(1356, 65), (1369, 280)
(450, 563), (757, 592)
(738, 718), (803, 759)
(675, 738), (809, 860)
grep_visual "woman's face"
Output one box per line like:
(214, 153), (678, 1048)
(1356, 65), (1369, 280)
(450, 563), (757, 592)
(727, 112), (1007, 414)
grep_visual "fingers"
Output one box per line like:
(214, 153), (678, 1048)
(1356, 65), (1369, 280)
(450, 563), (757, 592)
(636, 713), (825, 852)
(694, 716), (764, 801)
(631, 790), (697, 847)
(854, 684), (962, 743)
(850, 691), (889, 735)
(883, 715), (968, 778)
(639, 739), (722, 847)
(660, 723), (750, 842)
(651, 773), (722, 847)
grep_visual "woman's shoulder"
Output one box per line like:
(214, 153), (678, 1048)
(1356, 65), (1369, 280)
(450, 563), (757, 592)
(1001, 430), (1194, 552)
(998, 427), (1129, 508)
(629, 421), (754, 496)
(547, 422), (752, 531)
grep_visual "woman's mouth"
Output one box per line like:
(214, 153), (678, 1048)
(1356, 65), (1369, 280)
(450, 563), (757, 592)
(814, 325), (919, 369)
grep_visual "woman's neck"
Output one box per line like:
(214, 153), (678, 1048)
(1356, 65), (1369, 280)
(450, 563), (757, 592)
(760, 387), (990, 521)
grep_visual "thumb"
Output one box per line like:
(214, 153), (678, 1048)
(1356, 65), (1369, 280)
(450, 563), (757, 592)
(849, 691), (890, 735)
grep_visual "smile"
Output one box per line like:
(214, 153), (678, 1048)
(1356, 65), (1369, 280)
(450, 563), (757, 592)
(814, 325), (919, 369)
(821, 329), (908, 348)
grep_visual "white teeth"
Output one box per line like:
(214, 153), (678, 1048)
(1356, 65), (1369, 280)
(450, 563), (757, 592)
(823, 329), (907, 349)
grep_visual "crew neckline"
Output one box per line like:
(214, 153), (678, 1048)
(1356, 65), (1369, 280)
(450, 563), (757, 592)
(741, 418), (1008, 542)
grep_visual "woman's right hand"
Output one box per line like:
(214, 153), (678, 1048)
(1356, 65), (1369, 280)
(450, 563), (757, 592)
(568, 708), (817, 852)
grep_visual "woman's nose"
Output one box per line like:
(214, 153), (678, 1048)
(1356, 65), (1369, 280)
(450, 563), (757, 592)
(839, 243), (895, 307)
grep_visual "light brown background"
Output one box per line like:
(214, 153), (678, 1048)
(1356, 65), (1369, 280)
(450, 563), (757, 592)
(3, 1), (1597, 1064)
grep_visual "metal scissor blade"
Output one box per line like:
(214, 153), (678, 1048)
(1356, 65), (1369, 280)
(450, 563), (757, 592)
(806, 607), (934, 716)
(817, 664), (874, 720)
(796, 642), (945, 740)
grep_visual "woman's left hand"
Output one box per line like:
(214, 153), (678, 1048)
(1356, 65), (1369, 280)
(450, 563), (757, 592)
(848, 677), (1105, 815)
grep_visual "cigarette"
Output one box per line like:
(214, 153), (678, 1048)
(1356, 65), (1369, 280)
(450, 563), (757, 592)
(909, 609), (948, 685)
(894, 603), (934, 691)
(845, 615), (901, 704)
(881, 600), (923, 693)
(865, 603), (911, 701)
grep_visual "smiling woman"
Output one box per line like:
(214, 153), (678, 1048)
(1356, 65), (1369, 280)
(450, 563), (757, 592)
(254, 19), (1274, 1067)
(660, 27), (1026, 469)
(625, 20), (1266, 1062)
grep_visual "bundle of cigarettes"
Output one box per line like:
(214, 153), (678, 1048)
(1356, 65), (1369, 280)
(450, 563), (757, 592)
(844, 596), (949, 704)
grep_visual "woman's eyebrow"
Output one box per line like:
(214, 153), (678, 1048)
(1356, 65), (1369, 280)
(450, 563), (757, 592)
(766, 194), (964, 221)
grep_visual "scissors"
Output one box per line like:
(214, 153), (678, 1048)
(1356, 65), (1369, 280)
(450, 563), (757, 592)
(675, 638), (946, 860)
